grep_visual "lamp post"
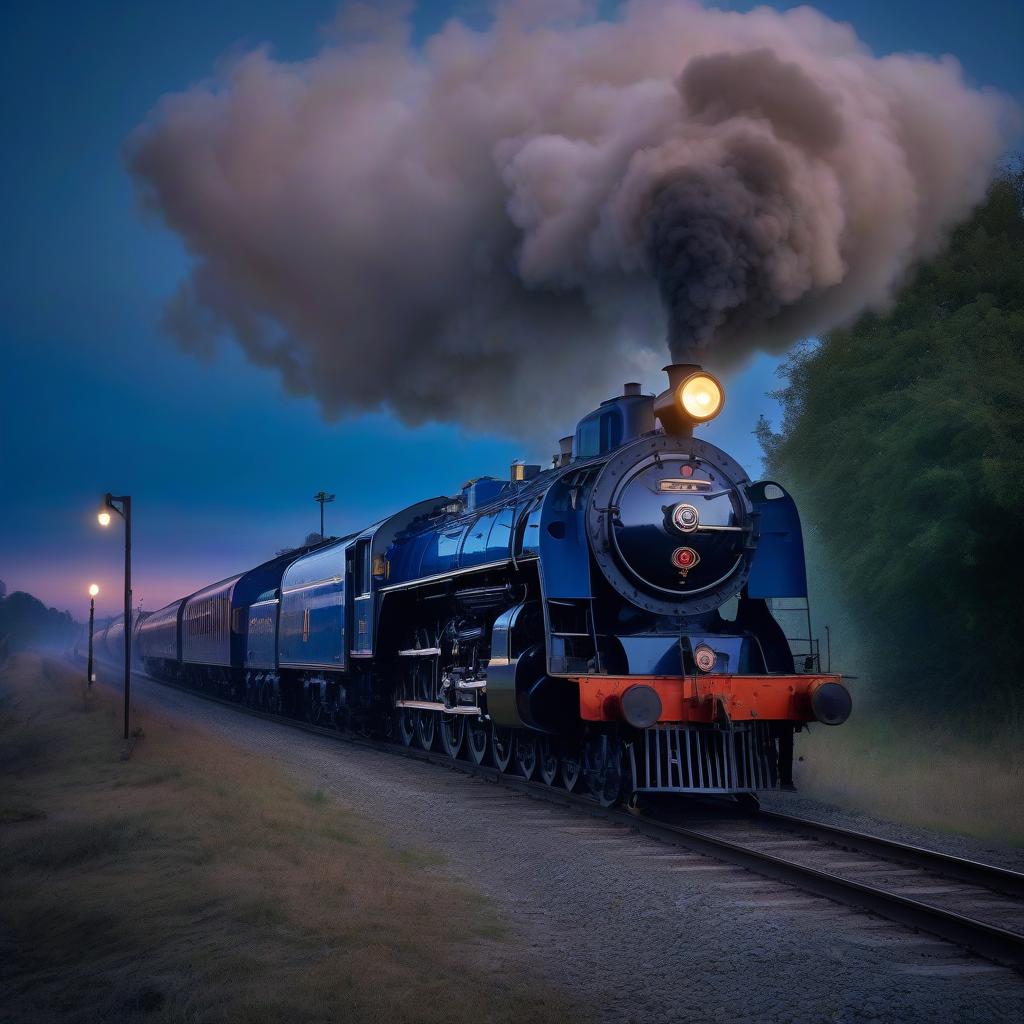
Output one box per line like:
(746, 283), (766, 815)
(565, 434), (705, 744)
(87, 583), (99, 688)
(98, 493), (132, 740)
(314, 491), (335, 539)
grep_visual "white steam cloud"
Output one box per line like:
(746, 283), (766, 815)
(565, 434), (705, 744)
(128, 0), (1013, 434)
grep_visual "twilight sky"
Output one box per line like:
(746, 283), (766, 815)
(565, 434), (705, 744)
(1, 0), (1021, 620)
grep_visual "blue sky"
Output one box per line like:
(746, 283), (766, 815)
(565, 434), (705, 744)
(1, 0), (1021, 618)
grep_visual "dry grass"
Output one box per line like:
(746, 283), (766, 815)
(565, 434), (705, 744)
(0, 653), (575, 1024)
(793, 711), (1024, 845)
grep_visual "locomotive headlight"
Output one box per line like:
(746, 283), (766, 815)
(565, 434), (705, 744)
(678, 373), (724, 423)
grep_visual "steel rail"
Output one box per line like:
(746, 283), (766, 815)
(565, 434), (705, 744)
(753, 809), (1024, 899)
(79, 656), (1024, 972)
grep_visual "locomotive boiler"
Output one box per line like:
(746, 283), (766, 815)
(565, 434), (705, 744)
(135, 363), (851, 806)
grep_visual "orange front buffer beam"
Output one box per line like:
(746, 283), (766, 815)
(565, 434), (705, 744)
(572, 673), (848, 726)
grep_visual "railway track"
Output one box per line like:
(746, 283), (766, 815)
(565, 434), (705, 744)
(641, 808), (1024, 971)
(84, 656), (1024, 973)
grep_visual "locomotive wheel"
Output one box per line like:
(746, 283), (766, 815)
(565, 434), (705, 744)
(584, 735), (624, 808)
(539, 737), (559, 787)
(397, 708), (416, 747)
(466, 719), (488, 765)
(415, 709), (437, 751)
(559, 748), (583, 792)
(513, 732), (539, 780)
(440, 714), (465, 759)
(491, 725), (513, 772)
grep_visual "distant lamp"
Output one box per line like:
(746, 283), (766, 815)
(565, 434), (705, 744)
(95, 491), (132, 741)
(86, 583), (100, 687)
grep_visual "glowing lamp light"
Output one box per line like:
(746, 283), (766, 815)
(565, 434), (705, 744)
(678, 373), (724, 423)
(89, 583), (100, 597)
(97, 511), (111, 527)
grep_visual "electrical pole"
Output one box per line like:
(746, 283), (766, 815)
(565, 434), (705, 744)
(314, 491), (335, 539)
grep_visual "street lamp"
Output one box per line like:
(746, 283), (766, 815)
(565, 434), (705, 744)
(87, 583), (99, 688)
(98, 493), (132, 740)
(313, 491), (335, 539)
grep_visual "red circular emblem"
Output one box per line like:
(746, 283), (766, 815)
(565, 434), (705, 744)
(671, 546), (699, 570)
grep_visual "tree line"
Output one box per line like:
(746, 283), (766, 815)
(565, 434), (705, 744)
(0, 581), (80, 659)
(758, 165), (1024, 721)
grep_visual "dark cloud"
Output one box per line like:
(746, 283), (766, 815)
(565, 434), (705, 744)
(127, 1), (1013, 434)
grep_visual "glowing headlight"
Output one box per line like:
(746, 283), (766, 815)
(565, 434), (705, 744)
(678, 373), (724, 422)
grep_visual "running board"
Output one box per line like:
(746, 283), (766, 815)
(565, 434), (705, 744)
(394, 699), (481, 715)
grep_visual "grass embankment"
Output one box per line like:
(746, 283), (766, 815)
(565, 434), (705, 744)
(792, 709), (1024, 845)
(0, 653), (573, 1024)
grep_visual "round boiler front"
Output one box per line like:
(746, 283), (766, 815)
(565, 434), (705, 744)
(587, 435), (755, 616)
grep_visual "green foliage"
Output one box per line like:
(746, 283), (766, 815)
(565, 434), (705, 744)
(759, 166), (1024, 713)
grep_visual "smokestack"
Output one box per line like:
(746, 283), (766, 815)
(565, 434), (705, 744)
(623, 382), (642, 397)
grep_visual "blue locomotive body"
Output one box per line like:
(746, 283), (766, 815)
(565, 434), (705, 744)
(135, 364), (850, 804)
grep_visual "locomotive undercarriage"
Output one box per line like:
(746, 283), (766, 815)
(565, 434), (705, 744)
(145, 652), (775, 807)
(374, 572), (779, 805)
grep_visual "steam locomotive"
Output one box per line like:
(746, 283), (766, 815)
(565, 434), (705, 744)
(122, 363), (850, 806)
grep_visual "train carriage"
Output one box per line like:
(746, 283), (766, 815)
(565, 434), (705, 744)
(137, 598), (184, 675)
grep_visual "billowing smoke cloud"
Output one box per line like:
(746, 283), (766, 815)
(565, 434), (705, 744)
(128, 1), (1013, 434)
